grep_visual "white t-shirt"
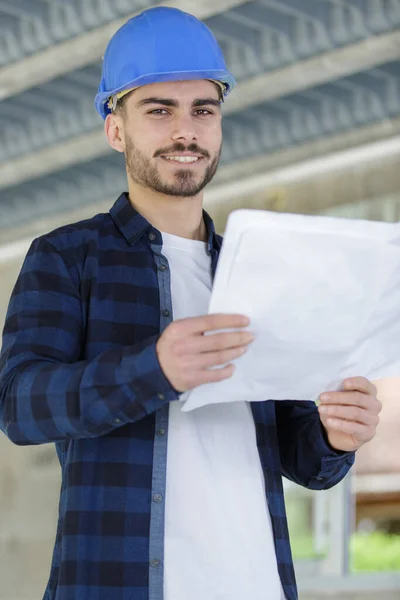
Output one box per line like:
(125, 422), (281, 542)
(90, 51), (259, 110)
(162, 231), (285, 600)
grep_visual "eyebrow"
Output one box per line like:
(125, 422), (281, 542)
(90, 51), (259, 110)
(136, 97), (221, 109)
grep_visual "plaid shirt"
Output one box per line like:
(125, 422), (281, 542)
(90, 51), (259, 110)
(0, 193), (354, 600)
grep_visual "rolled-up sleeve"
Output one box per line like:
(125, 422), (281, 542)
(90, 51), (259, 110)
(275, 400), (355, 490)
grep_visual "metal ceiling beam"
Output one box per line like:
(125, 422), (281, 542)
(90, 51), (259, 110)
(0, 27), (399, 175)
(0, 130), (111, 191)
(224, 29), (400, 115)
(0, 0), (249, 101)
(212, 116), (400, 187)
(204, 133), (400, 210)
(0, 2), (398, 104)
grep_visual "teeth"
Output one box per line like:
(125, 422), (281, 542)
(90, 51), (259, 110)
(164, 156), (199, 163)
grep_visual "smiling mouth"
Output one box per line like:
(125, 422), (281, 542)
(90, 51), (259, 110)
(160, 155), (203, 165)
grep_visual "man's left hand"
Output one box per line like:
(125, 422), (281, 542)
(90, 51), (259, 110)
(318, 377), (382, 453)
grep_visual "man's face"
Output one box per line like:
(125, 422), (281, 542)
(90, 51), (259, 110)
(116, 80), (223, 197)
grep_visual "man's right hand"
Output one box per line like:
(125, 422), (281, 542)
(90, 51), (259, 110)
(156, 314), (253, 393)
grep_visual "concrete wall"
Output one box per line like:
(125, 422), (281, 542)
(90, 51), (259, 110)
(0, 256), (61, 599)
(299, 573), (400, 600)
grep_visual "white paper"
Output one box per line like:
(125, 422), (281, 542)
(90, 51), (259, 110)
(182, 209), (400, 412)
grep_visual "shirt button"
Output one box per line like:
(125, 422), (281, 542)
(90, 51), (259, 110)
(150, 559), (160, 568)
(153, 494), (163, 503)
(163, 309), (170, 317)
(113, 418), (122, 425)
(149, 232), (156, 241)
(157, 428), (166, 436)
(316, 476), (324, 481)
(157, 392), (165, 401)
(159, 264), (167, 272)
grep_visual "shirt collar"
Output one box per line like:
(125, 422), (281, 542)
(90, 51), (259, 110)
(109, 192), (221, 254)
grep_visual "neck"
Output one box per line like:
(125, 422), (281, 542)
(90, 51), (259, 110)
(127, 180), (208, 242)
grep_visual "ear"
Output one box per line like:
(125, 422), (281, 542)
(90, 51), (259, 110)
(104, 113), (125, 153)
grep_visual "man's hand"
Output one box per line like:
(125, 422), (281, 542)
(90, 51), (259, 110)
(318, 377), (382, 452)
(157, 314), (253, 393)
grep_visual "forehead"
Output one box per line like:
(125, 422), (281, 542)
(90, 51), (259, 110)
(132, 79), (220, 103)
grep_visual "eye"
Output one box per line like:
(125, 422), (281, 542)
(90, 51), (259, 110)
(148, 109), (169, 116)
(194, 109), (213, 116)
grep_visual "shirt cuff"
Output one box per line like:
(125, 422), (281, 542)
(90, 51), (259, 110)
(121, 336), (180, 418)
(308, 420), (355, 490)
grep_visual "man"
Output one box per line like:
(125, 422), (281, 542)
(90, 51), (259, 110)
(0, 7), (381, 600)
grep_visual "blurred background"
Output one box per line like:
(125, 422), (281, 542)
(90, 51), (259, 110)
(0, 1), (399, 599)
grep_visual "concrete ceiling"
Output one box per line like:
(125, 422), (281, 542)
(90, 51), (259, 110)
(0, 0), (399, 232)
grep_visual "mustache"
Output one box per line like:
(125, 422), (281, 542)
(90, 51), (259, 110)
(154, 143), (210, 159)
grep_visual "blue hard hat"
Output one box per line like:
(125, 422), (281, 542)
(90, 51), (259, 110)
(94, 6), (236, 120)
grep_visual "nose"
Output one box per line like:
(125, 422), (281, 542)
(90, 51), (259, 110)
(170, 114), (198, 142)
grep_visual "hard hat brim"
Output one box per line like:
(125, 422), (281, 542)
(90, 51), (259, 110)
(95, 69), (236, 120)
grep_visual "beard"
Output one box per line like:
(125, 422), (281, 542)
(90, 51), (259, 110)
(124, 136), (221, 197)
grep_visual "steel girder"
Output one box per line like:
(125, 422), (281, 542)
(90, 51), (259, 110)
(1, 60), (400, 230)
(0, 0), (399, 230)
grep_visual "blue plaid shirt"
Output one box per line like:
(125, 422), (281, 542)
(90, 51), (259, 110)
(0, 193), (354, 600)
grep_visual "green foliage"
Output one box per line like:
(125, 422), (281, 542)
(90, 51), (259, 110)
(290, 535), (319, 560)
(290, 531), (400, 571)
(350, 531), (400, 572)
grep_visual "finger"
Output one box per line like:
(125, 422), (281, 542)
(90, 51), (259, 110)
(323, 418), (375, 442)
(318, 404), (380, 426)
(188, 331), (255, 354)
(197, 345), (248, 369)
(320, 391), (369, 407)
(342, 376), (377, 397)
(320, 391), (374, 409)
(179, 313), (250, 335)
(320, 391), (382, 416)
(200, 363), (236, 385)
